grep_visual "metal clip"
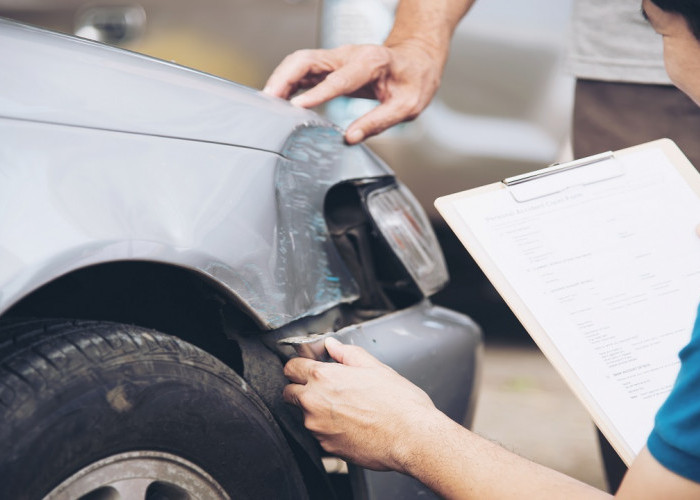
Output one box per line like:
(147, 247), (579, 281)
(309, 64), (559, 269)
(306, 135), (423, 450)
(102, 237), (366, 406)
(504, 151), (615, 186)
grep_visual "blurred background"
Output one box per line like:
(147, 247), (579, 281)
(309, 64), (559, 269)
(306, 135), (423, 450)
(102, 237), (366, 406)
(0, 0), (607, 489)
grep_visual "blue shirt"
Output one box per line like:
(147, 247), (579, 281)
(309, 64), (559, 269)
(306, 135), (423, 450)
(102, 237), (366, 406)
(647, 303), (700, 482)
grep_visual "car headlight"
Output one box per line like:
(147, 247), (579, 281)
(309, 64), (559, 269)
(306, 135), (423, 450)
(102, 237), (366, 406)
(366, 183), (448, 296)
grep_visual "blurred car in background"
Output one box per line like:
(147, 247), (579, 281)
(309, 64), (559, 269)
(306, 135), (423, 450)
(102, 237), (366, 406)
(1, 16), (481, 500)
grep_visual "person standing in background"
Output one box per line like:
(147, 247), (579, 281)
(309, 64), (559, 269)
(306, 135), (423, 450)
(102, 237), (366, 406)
(570, 2), (700, 166)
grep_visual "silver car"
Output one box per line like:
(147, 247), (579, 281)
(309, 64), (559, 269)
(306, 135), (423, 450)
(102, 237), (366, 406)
(0, 18), (481, 500)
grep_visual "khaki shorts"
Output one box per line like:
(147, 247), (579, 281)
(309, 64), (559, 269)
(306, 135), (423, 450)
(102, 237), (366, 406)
(573, 79), (700, 168)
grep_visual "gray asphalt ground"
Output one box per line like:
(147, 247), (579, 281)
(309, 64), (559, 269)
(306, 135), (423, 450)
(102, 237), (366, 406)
(472, 343), (607, 491)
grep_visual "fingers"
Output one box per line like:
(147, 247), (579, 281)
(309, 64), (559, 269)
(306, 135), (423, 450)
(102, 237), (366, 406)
(343, 51), (434, 143)
(282, 381), (304, 407)
(264, 45), (390, 111)
(283, 339), (385, 389)
(263, 43), (436, 145)
(262, 60), (303, 100)
(325, 338), (386, 368)
(264, 46), (377, 102)
(263, 49), (334, 99)
(289, 59), (380, 109)
(344, 98), (418, 144)
(282, 366), (332, 413)
(283, 356), (321, 384)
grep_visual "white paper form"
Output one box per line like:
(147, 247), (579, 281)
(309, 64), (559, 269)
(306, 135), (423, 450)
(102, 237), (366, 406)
(453, 148), (700, 459)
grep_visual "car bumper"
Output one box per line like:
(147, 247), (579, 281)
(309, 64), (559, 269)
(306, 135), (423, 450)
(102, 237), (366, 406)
(285, 300), (482, 499)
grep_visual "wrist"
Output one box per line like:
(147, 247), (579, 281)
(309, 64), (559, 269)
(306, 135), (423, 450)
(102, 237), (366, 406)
(383, 0), (471, 69)
(383, 32), (449, 69)
(389, 407), (456, 476)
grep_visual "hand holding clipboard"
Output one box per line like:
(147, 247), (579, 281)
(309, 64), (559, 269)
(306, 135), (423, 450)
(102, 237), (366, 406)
(436, 139), (700, 465)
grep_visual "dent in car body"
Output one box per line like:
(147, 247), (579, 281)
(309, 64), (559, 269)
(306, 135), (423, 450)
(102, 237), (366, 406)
(0, 18), (392, 328)
(273, 125), (393, 325)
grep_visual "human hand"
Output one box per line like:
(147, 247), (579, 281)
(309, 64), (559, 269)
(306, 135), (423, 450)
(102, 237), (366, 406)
(283, 337), (440, 472)
(263, 41), (444, 144)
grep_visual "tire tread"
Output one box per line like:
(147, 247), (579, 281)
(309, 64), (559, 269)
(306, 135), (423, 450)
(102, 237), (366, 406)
(0, 318), (308, 499)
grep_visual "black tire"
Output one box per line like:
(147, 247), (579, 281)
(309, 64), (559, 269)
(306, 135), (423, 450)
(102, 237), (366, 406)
(0, 319), (308, 500)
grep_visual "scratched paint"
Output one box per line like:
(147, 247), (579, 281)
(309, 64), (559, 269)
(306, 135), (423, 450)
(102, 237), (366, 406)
(273, 126), (359, 323)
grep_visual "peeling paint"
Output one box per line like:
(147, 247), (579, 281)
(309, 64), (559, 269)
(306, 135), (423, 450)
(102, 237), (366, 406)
(270, 126), (367, 326)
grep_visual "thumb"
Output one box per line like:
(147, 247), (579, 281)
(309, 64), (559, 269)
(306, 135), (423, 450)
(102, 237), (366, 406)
(325, 337), (385, 368)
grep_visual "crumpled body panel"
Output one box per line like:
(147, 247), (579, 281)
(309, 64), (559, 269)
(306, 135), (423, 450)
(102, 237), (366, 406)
(272, 126), (393, 324)
(0, 119), (390, 328)
(0, 17), (392, 328)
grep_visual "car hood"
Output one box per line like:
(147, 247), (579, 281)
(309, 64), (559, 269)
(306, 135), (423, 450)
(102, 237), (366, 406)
(0, 17), (323, 155)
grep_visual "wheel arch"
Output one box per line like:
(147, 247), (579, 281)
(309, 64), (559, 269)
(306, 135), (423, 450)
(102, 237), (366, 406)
(2, 260), (260, 375)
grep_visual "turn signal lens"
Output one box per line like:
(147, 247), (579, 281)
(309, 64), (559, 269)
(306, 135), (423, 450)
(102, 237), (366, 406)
(366, 184), (448, 296)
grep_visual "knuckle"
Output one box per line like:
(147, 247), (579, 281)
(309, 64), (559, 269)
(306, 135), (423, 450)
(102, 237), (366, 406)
(282, 360), (295, 377)
(282, 385), (299, 406)
(281, 49), (318, 69)
(290, 48), (314, 61)
(396, 97), (422, 122)
(296, 390), (313, 408)
(309, 364), (327, 381)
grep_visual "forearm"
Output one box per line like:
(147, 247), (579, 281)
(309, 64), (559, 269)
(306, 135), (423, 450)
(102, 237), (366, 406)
(398, 409), (611, 500)
(385, 0), (475, 66)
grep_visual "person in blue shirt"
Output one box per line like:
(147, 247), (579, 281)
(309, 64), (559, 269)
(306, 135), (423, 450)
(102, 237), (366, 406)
(647, 302), (700, 485)
(277, 1), (700, 497)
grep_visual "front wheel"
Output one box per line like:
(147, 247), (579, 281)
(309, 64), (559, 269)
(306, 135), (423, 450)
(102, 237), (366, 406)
(0, 319), (307, 500)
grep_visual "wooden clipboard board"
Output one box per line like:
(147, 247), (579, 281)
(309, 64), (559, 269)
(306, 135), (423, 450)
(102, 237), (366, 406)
(435, 138), (700, 465)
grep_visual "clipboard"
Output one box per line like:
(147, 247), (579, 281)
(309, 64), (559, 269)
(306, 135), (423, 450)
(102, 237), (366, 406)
(435, 138), (700, 465)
